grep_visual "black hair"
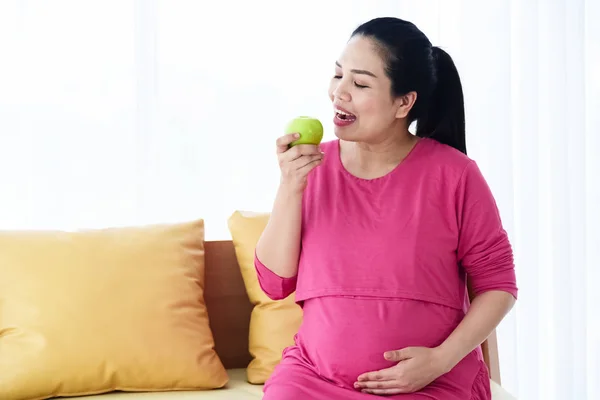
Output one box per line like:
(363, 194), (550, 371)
(351, 17), (467, 154)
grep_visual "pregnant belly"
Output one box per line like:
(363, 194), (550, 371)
(295, 296), (464, 389)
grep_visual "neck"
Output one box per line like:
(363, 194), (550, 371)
(349, 130), (417, 163)
(340, 129), (419, 180)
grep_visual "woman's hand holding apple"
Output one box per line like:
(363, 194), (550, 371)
(276, 133), (323, 194)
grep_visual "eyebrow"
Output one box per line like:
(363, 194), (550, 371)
(335, 61), (377, 78)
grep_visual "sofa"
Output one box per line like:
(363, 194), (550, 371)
(0, 214), (517, 400)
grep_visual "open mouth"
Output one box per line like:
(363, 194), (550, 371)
(335, 110), (357, 122)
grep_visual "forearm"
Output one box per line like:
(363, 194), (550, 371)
(255, 183), (303, 278)
(436, 290), (516, 372)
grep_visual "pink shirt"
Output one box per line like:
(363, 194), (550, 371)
(257, 137), (517, 307)
(255, 138), (517, 397)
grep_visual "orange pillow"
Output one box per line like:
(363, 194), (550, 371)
(0, 219), (228, 400)
(227, 211), (303, 384)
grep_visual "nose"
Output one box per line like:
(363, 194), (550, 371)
(331, 79), (351, 103)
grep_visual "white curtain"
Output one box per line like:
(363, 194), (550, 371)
(0, 1), (598, 399)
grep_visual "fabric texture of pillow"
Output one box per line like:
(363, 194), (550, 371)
(0, 219), (228, 400)
(227, 211), (303, 384)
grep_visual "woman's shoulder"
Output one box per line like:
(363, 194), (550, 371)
(405, 137), (486, 195)
(416, 137), (475, 175)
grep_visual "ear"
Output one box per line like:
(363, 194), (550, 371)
(394, 91), (417, 119)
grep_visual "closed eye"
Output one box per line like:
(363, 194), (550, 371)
(333, 75), (369, 89)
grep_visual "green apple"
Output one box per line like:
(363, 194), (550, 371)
(285, 116), (324, 147)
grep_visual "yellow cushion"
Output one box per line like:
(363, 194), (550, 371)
(0, 219), (229, 400)
(227, 211), (302, 384)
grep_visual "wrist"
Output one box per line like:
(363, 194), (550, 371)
(433, 344), (462, 374)
(278, 181), (305, 198)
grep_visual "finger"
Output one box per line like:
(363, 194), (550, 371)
(291, 158), (323, 179)
(279, 144), (322, 163)
(361, 388), (404, 395)
(354, 379), (399, 390)
(357, 368), (397, 382)
(290, 154), (323, 171)
(384, 348), (414, 362)
(276, 133), (300, 152)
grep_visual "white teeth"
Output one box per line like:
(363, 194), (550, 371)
(335, 109), (353, 116)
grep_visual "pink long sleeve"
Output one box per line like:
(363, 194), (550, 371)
(455, 161), (518, 299)
(254, 251), (298, 300)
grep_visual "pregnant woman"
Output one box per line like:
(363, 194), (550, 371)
(255, 17), (518, 399)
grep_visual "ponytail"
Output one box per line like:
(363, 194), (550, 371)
(351, 18), (467, 154)
(415, 46), (467, 155)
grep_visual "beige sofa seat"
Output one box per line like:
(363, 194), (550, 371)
(491, 381), (517, 400)
(68, 369), (516, 400)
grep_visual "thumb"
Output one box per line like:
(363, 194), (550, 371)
(384, 347), (415, 362)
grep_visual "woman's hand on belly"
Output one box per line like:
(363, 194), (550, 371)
(354, 346), (449, 395)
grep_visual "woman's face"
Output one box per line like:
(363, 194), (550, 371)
(328, 35), (410, 143)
